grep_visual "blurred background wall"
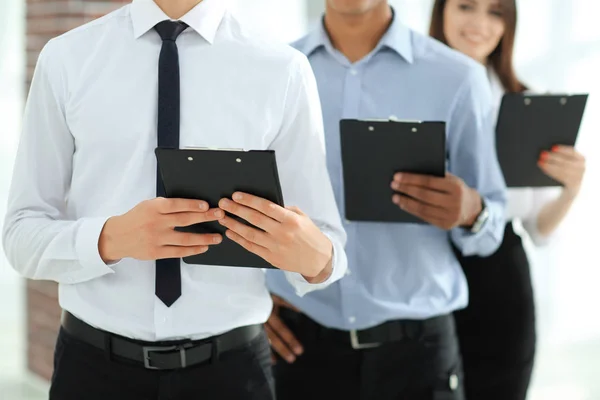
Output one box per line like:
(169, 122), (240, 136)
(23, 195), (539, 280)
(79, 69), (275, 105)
(1, 1), (599, 399)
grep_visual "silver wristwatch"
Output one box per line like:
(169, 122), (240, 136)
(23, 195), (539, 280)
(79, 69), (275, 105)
(468, 199), (489, 234)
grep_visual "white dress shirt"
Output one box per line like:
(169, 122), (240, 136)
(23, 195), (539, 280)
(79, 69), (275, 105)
(487, 69), (561, 246)
(2, 0), (347, 341)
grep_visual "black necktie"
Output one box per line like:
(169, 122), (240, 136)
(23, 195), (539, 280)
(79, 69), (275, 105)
(154, 20), (188, 307)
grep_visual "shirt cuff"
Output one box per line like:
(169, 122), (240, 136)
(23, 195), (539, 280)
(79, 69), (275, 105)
(74, 217), (118, 281)
(283, 232), (347, 297)
(454, 201), (505, 257)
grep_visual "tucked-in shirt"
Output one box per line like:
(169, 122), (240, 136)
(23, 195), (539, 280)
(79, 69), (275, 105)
(2, 0), (347, 341)
(267, 16), (507, 330)
(487, 69), (561, 246)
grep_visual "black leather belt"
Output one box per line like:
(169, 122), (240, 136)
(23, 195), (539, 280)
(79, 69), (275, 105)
(61, 312), (262, 370)
(280, 308), (452, 350)
(345, 316), (448, 349)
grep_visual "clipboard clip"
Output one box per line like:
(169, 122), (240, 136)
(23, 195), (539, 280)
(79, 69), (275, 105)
(183, 146), (245, 151)
(360, 118), (423, 123)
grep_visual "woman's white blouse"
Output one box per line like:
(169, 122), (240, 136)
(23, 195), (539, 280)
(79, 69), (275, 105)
(488, 69), (561, 246)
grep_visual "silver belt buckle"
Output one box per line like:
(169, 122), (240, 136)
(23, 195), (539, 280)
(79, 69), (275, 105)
(143, 345), (187, 370)
(349, 330), (380, 350)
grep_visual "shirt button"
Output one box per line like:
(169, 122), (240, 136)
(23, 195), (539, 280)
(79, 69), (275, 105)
(449, 374), (459, 391)
(349, 69), (358, 76)
(349, 316), (356, 323)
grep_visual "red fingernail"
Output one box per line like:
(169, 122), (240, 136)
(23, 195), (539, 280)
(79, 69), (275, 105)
(540, 151), (549, 161)
(552, 145), (559, 152)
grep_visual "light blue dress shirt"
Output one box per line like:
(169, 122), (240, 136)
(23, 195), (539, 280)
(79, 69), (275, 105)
(266, 16), (507, 331)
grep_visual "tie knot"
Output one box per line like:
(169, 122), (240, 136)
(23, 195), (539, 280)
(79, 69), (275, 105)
(155, 20), (188, 41)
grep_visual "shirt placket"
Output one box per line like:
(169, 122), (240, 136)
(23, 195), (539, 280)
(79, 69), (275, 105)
(339, 64), (363, 329)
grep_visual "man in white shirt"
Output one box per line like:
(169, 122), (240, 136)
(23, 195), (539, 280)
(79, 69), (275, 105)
(1, 0), (347, 398)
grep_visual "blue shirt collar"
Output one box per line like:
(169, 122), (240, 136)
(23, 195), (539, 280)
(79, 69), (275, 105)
(299, 8), (414, 64)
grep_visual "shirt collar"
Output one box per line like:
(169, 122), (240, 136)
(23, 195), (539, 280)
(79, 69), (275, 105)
(130, 0), (227, 43)
(299, 7), (413, 64)
(379, 9), (413, 63)
(298, 21), (328, 57)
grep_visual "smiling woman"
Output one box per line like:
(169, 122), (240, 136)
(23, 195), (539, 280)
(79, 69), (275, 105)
(430, 0), (525, 92)
(429, 1), (590, 400)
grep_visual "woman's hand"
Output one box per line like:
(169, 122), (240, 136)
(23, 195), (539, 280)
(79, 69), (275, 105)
(538, 145), (586, 197)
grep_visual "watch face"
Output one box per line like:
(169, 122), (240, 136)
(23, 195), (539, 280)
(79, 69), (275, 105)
(473, 206), (489, 233)
(472, 206), (489, 233)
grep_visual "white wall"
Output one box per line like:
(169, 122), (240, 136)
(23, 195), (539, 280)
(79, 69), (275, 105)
(229, 0), (308, 43)
(0, 0), (26, 381)
(0, 0), (25, 300)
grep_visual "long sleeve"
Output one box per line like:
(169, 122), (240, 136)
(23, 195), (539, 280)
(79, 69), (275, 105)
(268, 52), (348, 296)
(518, 187), (562, 246)
(448, 64), (508, 257)
(1, 41), (115, 284)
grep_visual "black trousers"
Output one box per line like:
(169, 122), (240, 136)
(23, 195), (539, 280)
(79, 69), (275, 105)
(274, 310), (465, 400)
(49, 327), (275, 400)
(454, 222), (536, 400)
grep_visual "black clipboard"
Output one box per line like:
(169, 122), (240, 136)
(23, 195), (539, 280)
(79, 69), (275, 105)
(340, 119), (446, 224)
(155, 147), (284, 269)
(496, 93), (588, 187)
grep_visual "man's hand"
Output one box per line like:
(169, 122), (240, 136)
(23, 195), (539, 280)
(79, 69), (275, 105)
(266, 295), (303, 364)
(218, 192), (333, 281)
(98, 198), (225, 263)
(539, 145), (586, 198)
(391, 172), (482, 230)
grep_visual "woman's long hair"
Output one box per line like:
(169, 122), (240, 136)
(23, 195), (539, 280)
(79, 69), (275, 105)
(429, 0), (526, 93)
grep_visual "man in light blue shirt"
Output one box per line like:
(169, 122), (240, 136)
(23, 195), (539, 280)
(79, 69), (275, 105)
(265, 1), (507, 399)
